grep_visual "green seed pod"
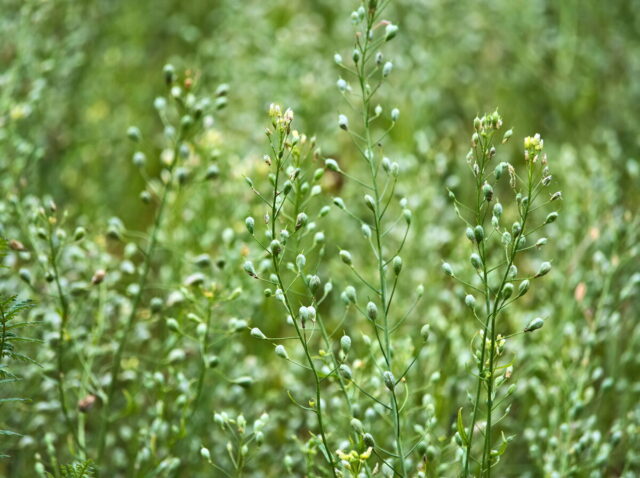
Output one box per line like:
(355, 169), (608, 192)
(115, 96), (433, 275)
(250, 328), (266, 340)
(296, 254), (306, 270)
(482, 183), (493, 202)
(470, 253), (482, 269)
(325, 158), (339, 171)
(163, 64), (175, 84)
(309, 275), (321, 293)
(535, 262), (552, 278)
(545, 212), (559, 224)
(233, 376), (253, 388)
(512, 222), (522, 236)
(383, 61), (393, 77)
(502, 231), (512, 245)
(295, 213), (308, 230)
(341, 335), (352, 354)
(524, 317), (544, 332)
(243, 261), (257, 278)
(474, 225), (484, 243)
(393, 256), (403, 275)
(364, 194), (376, 211)
(502, 129), (513, 144)
(150, 297), (163, 313)
(140, 191), (151, 203)
(205, 164), (220, 180)
(518, 280), (530, 297)
(207, 355), (220, 368)
(339, 364), (353, 380)
(466, 227), (475, 242)
(391, 108), (400, 122)
(319, 205), (330, 217)
(502, 283), (514, 300)
(403, 209), (412, 224)
(363, 433), (375, 447)
(166, 318), (179, 332)
(493, 203), (503, 217)
(333, 197), (345, 209)
(361, 224), (372, 238)
(345, 286), (357, 303)
(350, 418), (364, 434)
(275, 345), (288, 359)
(127, 126), (141, 142)
(367, 301), (378, 320)
(270, 239), (282, 256)
(352, 48), (361, 63)
(442, 262), (454, 276)
(385, 23), (399, 41)
(133, 151), (146, 168)
(19, 268), (32, 284)
(383, 371), (396, 390)
(340, 250), (352, 265)
(338, 114), (349, 130)
(465, 294), (476, 308)
(73, 227), (86, 241)
(420, 324), (430, 342)
(282, 180), (293, 195)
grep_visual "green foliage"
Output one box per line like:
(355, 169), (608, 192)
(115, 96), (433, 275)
(1, 0), (639, 477)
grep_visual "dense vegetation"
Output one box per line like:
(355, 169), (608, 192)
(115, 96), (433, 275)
(1, 0), (639, 476)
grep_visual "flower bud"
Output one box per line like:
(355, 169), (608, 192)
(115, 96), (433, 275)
(391, 108), (400, 122)
(270, 240), (282, 256)
(363, 433), (375, 447)
(364, 194), (376, 211)
(339, 364), (353, 380)
(166, 318), (179, 332)
(442, 262), (453, 276)
(383, 61), (393, 77)
(502, 283), (514, 300)
(19, 268), (31, 284)
(518, 280), (530, 297)
(470, 253), (482, 269)
(163, 64), (175, 84)
(474, 225), (484, 243)
(133, 151), (146, 168)
(482, 183), (493, 202)
(309, 275), (321, 293)
(243, 261), (257, 278)
(345, 285), (357, 303)
(127, 126), (141, 142)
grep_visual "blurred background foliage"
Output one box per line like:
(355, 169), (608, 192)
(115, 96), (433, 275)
(1, 0), (639, 476)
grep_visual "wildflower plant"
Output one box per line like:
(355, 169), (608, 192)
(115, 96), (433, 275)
(444, 112), (561, 476)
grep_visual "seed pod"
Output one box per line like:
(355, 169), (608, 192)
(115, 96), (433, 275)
(270, 240), (282, 256)
(518, 280), (530, 297)
(341, 335), (352, 354)
(482, 183), (493, 202)
(420, 324), (430, 342)
(383, 371), (396, 390)
(345, 285), (357, 303)
(339, 364), (353, 380)
(309, 275), (321, 293)
(383, 61), (393, 77)
(465, 294), (476, 308)
(127, 126), (141, 142)
(535, 262), (552, 278)
(250, 328), (267, 340)
(393, 256), (403, 275)
(245, 217), (255, 235)
(493, 203), (503, 218)
(403, 209), (412, 224)
(466, 227), (475, 242)
(166, 318), (179, 332)
(361, 224), (372, 238)
(243, 261), (257, 278)
(364, 194), (376, 211)
(352, 48), (361, 63)
(325, 158), (339, 171)
(470, 253), (482, 269)
(338, 114), (349, 130)
(275, 345), (288, 359)
(524, 317), (544, 332)
(442, 262), (454, 276)
(163, 64), (175, 84)
(385, 23), (399, 41)
(350, 418), (364, 434)
(133, 152), (146, 168)
(340, 250), (353, 265)
(502, 129), (513, 144)
(367, 301), (378, 320)
(474, 225), (484, 243)
(391, 108), (400, 122)
(295, 213), (308, 230)
(73, 227), (86, 241)
(19, 268), (32, 284)
(363, 433), (375, 447)
(502, 283), (514, 300)
(545, 212), (559, 224)
(512, 222), (521, 237)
